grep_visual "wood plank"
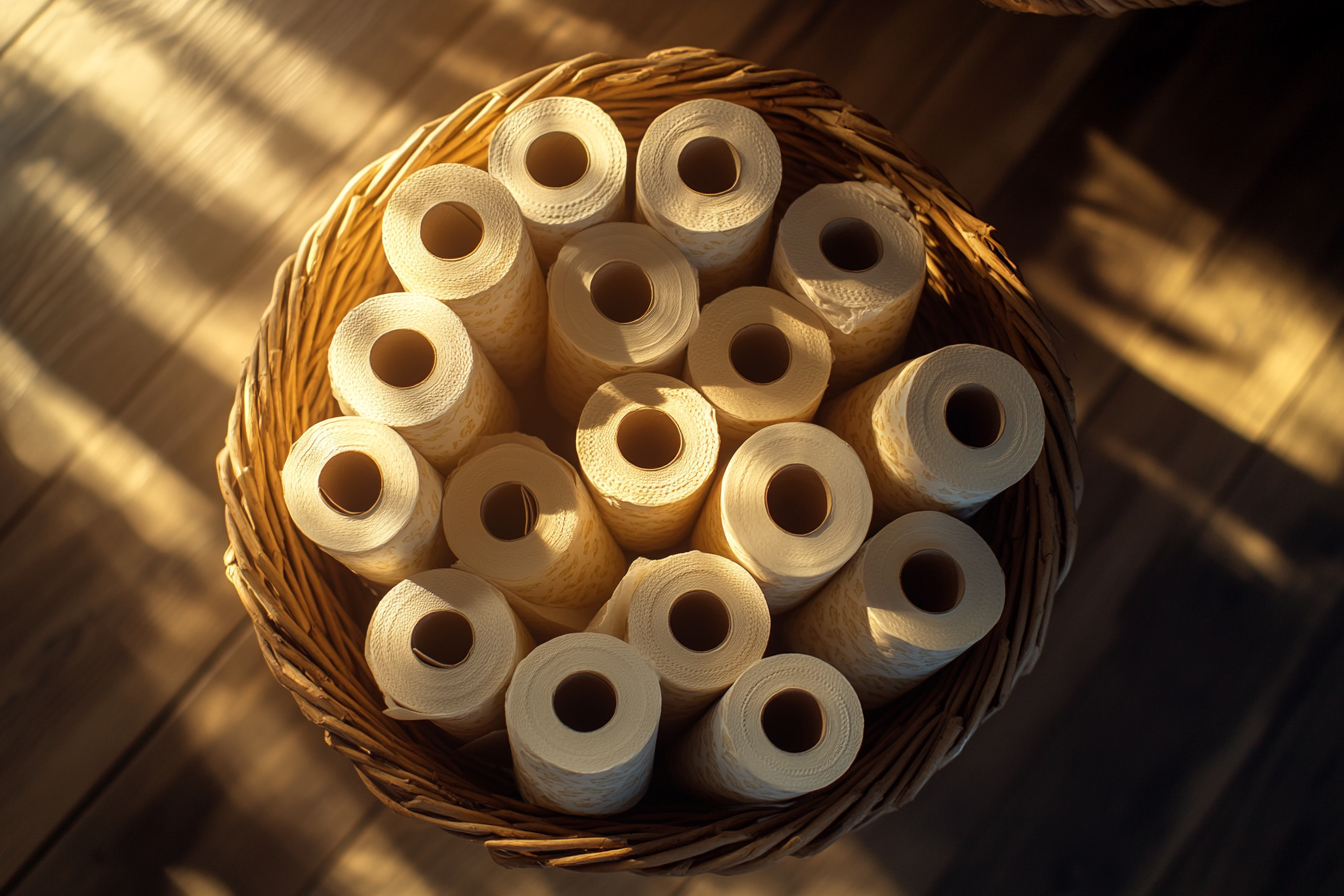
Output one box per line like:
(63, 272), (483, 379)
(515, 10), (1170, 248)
(10, 629), (380, 896)
(0, 0), (51, 58)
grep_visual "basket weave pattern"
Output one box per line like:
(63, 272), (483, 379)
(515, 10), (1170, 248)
(217, 47), (1082, 874)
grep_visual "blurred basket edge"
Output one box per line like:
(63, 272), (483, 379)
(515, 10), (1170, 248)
(980, 0), (1246, 16)
(216, 47), (1082, 875)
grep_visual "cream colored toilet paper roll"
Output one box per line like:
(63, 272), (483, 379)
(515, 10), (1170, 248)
(586, 552), (770, 730)
(576, 372), (720, 552)
(366, 568), (534, 741)
(691, 422), (872, 613)
(328, 292), (518, 473)
(442, 433), (625, 611)
(281, 416), (452, 586)
(488, 96), (628, 270)
(819, 343), (1045, 523)
(780, 511), (1005, 708)
(506, 632), (661, 815)
(635, 98), (782, 301)
(669, 653), (863, 804)
(544, 222), (700, 422)
(488, 576), (595, 643)
(683, 286), (833, 447)
(382, 162), (547, 387)
(770, 181), (926, 391)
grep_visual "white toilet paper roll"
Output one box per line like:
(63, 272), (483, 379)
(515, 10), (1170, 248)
(635, 98), (782, 301)
(366, 568), (534, 740)
(819, 343), (1045, 523)
(442, 433), (625, 611)
(576, 372), (720, 552)
(506, 632), (661, 815)
(381, 162), (547, 387)
(544, 222), (700, 423)
(485, 576), (595, 644)
(328, 292), (518, 473)
(780, 511), (1005, 708)
(586, 552), (770, 730)
(691, 422), (872, 613)
(281, 416), (452, 585)
(770, 181), (926, 392)
(488, 96), (628, 270)
(669, 653), (863, 804)
(683, 286), (833, 447)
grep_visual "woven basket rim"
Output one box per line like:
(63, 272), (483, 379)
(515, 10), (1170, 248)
(217, 46), (1082, 875)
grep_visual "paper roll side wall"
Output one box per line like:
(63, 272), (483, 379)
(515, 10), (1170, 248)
(818, 362), (916, 523)
(544, 321), (685, 425)
(339, 447), (455, 583)
(450, 244), (548, 389)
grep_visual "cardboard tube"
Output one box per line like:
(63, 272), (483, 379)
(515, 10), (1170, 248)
(328, 292), (518, 473)
(382, 163), (547, 387)
(576, 372), (720, 552)
(281, 416), (452, 585)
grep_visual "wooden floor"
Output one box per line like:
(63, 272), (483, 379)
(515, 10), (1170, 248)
(2, 0), (1342, 893)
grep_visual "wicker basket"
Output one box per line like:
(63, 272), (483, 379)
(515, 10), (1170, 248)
(980, 0), (1246, 15)
(218, 47), (1081, 875)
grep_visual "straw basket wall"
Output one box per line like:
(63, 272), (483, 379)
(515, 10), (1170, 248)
(980, 0), (1246, 15)
(217, 47), (1082, 875)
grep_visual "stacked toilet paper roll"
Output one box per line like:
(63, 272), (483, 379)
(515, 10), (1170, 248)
(544, 222), (700, 422)
(442, 433), (625, 613)
(490, 580), (595, 643)
(488, 96), (628, 270)
(506, 632), (662, 815)
(683, 286), (833, 447)
(576, 372), (720, 552)
(586, 552), (770, 730)
(281, 416), (452, 585)
(381, 162), (547, 388)
(770, 181), (926, 391)
(635, 98), (782, 301)
(366, 568), (534, 740)
(669, 653), (863, 804)
(691, 422), (872, 613)
(328, 292), (518, 473)
(780, 511), (1005, 708)
(820, 343), (1045, 523)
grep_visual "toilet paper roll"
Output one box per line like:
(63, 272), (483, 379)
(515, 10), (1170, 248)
(683, 286), (833, 447)
(635, 98), (782, 301)
(586, 552), (770, 730)
(819, 343), (1045, 523)
(442, 433), (625, 611)
(506, 632), (662, 815)
(488, 576), (595, 643)
(770, 181), (926, 391)
(780, 511), (1005, 708)
(544, 222), (700, 423)
(691, 422), (872, 613)
(669, 653), (863, 804)
(366, 568), (534, 740)
(328, 292), (519, 473)
(281, 416), (452, 586)
(382, 162), (547, 387)
(576, 372), (720, 552)
(488, 96), (628, 270)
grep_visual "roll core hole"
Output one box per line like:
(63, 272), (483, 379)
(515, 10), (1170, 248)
(616, 407), (683, 470)
(525, 131), (589, 188)
(678, 136), (740, 195)
(590, 260), (653, 324)
(420, 201), (484, 260)
(729, 323), (791, 385)
(480, 482), (538, 541)
(369, 328), (436, 388)
(944, 384), (1004, 449)
(819, 217), (883, 273)
(900, 549), (965, 614)
(668, 590), (731, 652)
(553, 672), (617, 733)
(318, 451), (382, 515)
(765, 464), (832, 536)
(761, 688), (826, 753)
(411, 610), (474, 668)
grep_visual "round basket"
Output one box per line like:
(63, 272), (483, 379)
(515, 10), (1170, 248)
(980, 0), (1246, 15)
(217, 47), (1082, 875)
